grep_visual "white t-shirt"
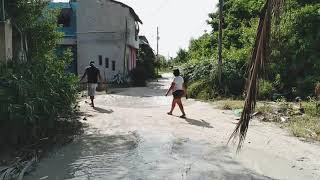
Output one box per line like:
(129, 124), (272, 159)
(173, 76), (184, 91)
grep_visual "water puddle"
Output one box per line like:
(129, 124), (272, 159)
(26, 130), (272, 180)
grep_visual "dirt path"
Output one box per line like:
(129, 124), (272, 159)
(26, 74), (320, 180)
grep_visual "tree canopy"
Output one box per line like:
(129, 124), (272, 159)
(174, 0), (320, 99)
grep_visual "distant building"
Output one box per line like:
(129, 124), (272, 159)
(49, 0), (142, 80)
(48, 2), (78, 73)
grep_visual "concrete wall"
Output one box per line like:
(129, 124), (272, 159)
(77, 0), (139, 79)
(0, 21), (13, 62)
(126, 15), (139, 49)
(77, 35), (125, 80)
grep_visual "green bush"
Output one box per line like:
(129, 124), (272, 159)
(259, 80), (274, 100)
(188, 80), (205, 98)
(181, 58), (246, 99)
(129, 65), (147, 87)
(0, 54), (79, 145)
(138, 44), (156, 79)
(303, 98), (320, 117)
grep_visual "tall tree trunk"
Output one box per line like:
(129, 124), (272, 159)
(218, 0), (223, 86)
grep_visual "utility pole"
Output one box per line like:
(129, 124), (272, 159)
(156, 26), (159, 77)
(218, 0), (224, 86)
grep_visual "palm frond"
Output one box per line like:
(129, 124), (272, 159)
(229, 0), (286, 151)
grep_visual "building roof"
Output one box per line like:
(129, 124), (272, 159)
(49, 1), (142, 24)
(48, 2), (78, 9)
(109, 0), (143, 24)
(139, 36), (149, 45)
(48, 2), (77, 37)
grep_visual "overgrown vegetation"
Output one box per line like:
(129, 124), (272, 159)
(131, 42), (170, 86)
(174, 0), (320, 100)
(0, 52), (79, 146)
(174, 0), (320, 143)
(0, 1), (80, 147)
(216, 98), (320, 141)
(130, 42), (156, 86)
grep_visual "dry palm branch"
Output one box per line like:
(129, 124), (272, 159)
(229, 0), (285, 151)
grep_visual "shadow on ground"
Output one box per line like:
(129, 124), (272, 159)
(184, 118), (214, 128)
(93, 107), (114, 114)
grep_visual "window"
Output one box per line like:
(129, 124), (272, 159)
(99, 55), (102, 65)
(58, 8), (72, 27)
(112, 61), (116, 71)
(105, 58), (109, 68)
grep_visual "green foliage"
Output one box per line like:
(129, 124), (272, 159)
(174, 0), (320, 100)
(26, 9), (63, 60)
(303, 98), (320, 117)
(157, 55), (170, 70)
(188, 80), (206, 98)
(259, 80), (273, 100)
(0, 53), (79, 145)
(5, 0), (62, 60)
(174, 48), (189, 64)
(138, 44), (156, 79)
(5, 0), (48, 29)
(269, 2), (320, 97)
(129, 65), (147, 87)
(0, 1), (79, 146)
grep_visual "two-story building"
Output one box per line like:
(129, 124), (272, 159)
(49, 2), (78, 73)
(50, 0), (142, 81)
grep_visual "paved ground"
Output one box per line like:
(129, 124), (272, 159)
(26, 74), (320, 180)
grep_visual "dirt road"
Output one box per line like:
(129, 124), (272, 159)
(26, 74), (320, 180)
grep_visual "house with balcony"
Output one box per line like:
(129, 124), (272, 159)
(49, 0), (142, 80)
(48, 2), (78, 73)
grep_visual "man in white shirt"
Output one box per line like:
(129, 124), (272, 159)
(165, 69), (187, 118)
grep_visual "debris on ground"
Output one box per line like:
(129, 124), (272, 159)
(280, 116), (289, 123)
(0, 157), (37, 180)
(234, 109), (243, 117)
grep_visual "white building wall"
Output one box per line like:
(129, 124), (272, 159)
(77, 0), (140, 80)
(77, 35), (125, 80)
(126, 15), (139, 49)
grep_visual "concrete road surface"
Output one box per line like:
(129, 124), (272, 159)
(26, 74), (320, 180)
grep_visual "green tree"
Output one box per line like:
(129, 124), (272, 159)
(174, 48), (189, 64)
(5, 0), (62, 60)
(137, 43), (156, 78)
(0, 0), (79, 146)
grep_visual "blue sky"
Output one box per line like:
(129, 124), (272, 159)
(53, 0), (218, 57)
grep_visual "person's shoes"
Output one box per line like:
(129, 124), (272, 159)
(167, 112), (173, 115)
(180, 114), (186, 119)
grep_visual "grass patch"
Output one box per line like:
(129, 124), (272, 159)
(289, 116), (320, 141)
(215, 100), (244, 110)
(213, 99), (320, 142)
